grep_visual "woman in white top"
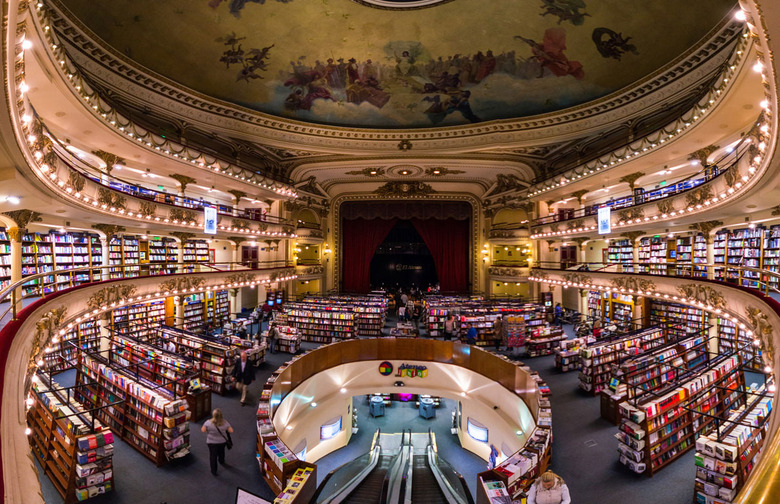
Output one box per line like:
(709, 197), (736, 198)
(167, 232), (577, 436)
(527, 471), (571, 504)
(201, 408), (234, 476)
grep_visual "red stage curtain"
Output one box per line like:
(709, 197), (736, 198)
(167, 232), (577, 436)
(342, 218), (398, 292)
(411, 218), (469, 293)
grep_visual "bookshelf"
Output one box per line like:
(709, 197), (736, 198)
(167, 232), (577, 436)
(649, 300), (709, 342)
(0, 228), (10, 291)
(27, 376), (116, 503)
(21, 232), (54, 295)
(75, 353), (192, 466)
(693, 387), (772, 503)
(183, 294), (205, 332)
(143, 237), (178, 275)
(286, 302), (355, 343)
(153, 327), (240, 395)
(607, 239), (634, 271)
(717, 317), (763, 372)
(713, 230), (728, 282)
(602, 292), (635, 332)
(726, 228), (762, 288)
(692, 234), (708, 278)
(353, 304), (386, 337)
(578, 327), (666, 395)
(111, 300), (166, 340)
(525, 327), (566, 357)
(762, 224), (780, 290)
(183, 240), (210, 265)
(267, 325), (301, 354)
(554, 338), (585, 372)
(107, 236), (140, 280)
(43, 318), (100, 374)
(616, 355), (744, 476)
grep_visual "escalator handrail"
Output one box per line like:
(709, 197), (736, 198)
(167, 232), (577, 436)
(386, 429), (412, 504)
(401, 430), (415, 504)
(426, 444), (470, 504)
(318, 444), (382, 504)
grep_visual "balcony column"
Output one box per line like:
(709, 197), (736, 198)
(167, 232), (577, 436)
(174, 295), (184, 329)
(579, 288), (588, 316)
(178, 239), (185, 269)
(229, 288), (240, 319)
(98, 315), (112, 354)
(100, 237), (109, 277)
(8, 227), (23, 313)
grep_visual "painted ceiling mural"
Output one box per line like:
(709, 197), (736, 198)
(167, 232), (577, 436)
(58, 0), (737, 128)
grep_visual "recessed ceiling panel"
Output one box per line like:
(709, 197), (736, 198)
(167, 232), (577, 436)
(57, 0), (737, 128)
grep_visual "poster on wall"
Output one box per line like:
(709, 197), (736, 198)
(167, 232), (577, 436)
(204, 206), (217, 234)
(320, 416), (342, 440)
(467, 417), (488, 443)
(597, 206), (611, 235)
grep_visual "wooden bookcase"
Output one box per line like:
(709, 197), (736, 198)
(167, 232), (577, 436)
(107, 235), (140, 279)
(286, 302), (355, 343)
(27, 375), (116, 503)
(74, 353), (191, 466)
(717, 317), (763, 372)
(578, 327), (665, 395)
(111, 300), (166, 340)
(43, 318), (100, 374)
(617, 355), (744, 476)
(649, 300), (709, 342)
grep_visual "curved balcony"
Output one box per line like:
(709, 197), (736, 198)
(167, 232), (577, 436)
(530, 136), (765, 239)
(487, 225), (530, 242)
(526, 260), (780, 504)
(295, 263), (325, 279)
(295, 223), (325, 244)
(17, 115), (298, 239)
(488, 264), (530, 281)
(26, 3), (298, 195)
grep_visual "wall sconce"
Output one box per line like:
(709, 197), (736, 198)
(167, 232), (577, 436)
(323, 243), (332, 254)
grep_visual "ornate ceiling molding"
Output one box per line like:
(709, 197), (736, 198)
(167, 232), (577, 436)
(45, 2), (744, 150)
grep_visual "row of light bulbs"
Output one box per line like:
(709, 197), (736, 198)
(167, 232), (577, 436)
(24, 272), (298, 417)
(525, 13), (752, 199)
(29, 4), (298, 199)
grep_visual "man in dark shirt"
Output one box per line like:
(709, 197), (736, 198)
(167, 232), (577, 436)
(232, 351), (255, 406)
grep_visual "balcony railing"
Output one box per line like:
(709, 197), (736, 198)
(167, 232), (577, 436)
(531, 138), (752, 228)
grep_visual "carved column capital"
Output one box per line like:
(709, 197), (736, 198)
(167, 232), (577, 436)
(7, 227), (23, 242)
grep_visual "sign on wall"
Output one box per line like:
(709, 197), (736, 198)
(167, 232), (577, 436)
(204, 206), (217, 234)
(597, 206), (611, 235)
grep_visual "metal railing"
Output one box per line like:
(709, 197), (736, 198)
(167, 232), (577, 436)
(531, 138), (752, 227)
(0, 260), (294, 322)
(531, 260), (780, 296)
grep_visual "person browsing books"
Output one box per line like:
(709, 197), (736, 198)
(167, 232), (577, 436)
(527, 471), (571, 504)
(232, 351), (255, 405)
(200, 408), (233, 476)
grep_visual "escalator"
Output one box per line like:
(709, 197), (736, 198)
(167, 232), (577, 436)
(410, 454), (447, 503)
(343, 453), (395, 504)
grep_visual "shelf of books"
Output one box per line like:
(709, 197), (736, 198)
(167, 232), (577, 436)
(75, 353), (192, 466)
(726, 228), (762, 288)
(525, 326), (566, 357)
(110, 300), (166, 340)
(152, 327), (239, 395)
(601, 292), (635, 332)
(692, 234), (708, 278)
(713, 230), (728, 281)
(144, 237), (178, 275)
(214, 290), (230, 323)
(717, 317), (763, 372)
(183, 240), (210, 266)
(587, 291), (602, 320)
(762, 224), (780, 290)
(28, 375), (116, 503)
(476, 393), (552, 503)
(270, 326), (301, 354)
(107, 236), (140, 280)
(286, 302), (355, 343)
(43, 318), (101, 374)
(183, 295), (205, 332)
(607, 239), (634, 271)
(0, 228), (11, 291)
(554, 338), (586, 372)
(616, 355), (744, 476)
(353, 304), (386, 337)
(648, 300), (709, 342)
(693, 386), (773, 504)
(578, 327), (666, 395)
(21, 232), (54, 295)
(108, 332), (200, 398)
(675, 235), (707, 277)
(612, 333), (710, 400)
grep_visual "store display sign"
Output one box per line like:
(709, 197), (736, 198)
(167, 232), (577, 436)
(320, 416), (342, 441)
(395, 363), (428, 378)
(204, 206), (217, 234)
(598, 206), (611, 235)
(378, 361), (393, 376)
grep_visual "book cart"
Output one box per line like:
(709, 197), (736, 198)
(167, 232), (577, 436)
(693, 385), (773, 503)
(74, 352), (191, 467)
(27, 374), (117, 503)
(578, 327), (666, 395)
(616, 355), (745, 476)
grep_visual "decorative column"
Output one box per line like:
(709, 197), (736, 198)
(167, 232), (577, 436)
(573, 237), (589, 264)
(174, 296), (184, 329)
(227, 190), (247, 217)
(621, 231), (645, 270)
(170, 233), (195, 272)
(579, 288), (588, 317)
(8, 227), (23, 312)
(229, 288), (239, 319)
(169, 174), (196, 200)
(98, 316), (112, 353)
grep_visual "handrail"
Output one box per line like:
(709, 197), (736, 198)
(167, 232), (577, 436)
(531, 260), (780, 296)
(36, 116), (292, 226)
(0, 260), (295, 323)
(388, 429), (412, 504)
(530, 137), (752, 227)
(401, 429), (414, 504)
(318, 444), (382, 504)
(427, 439), (470, 504)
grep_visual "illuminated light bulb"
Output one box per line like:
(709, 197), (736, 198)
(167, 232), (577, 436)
(25, 427), (32, 436)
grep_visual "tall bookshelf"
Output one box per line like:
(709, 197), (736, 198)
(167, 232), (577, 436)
(107, 236), (140, 279)
(0, 228), (11, 291)
(143, 237), (178, 275)
(75, 353), (192, 466)
(111, 300), (166, 340)
(43, 318), (100, 374)
(762, 224), (780, 290)
(27, 376), (116, 503)
(717, 317), (763, 372)
(713, 230), (728, 281)
(692, 234), (708, 278)
(183, 240), (210, 265)
(602, 292), (635, 331)
(607, 239), (633, 271)
(183, 294), (205, 332)
(726, 228), (762, 288)
(617, 355), (744, 476)
(21, 232), (54, 295)
(649, 300), (709, 342)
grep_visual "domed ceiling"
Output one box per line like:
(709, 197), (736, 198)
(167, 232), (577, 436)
(58, 0), (736, 129)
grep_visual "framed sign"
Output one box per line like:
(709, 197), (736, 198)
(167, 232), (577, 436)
(597, 206), (611, 235)
(204, 206), (217, 234)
